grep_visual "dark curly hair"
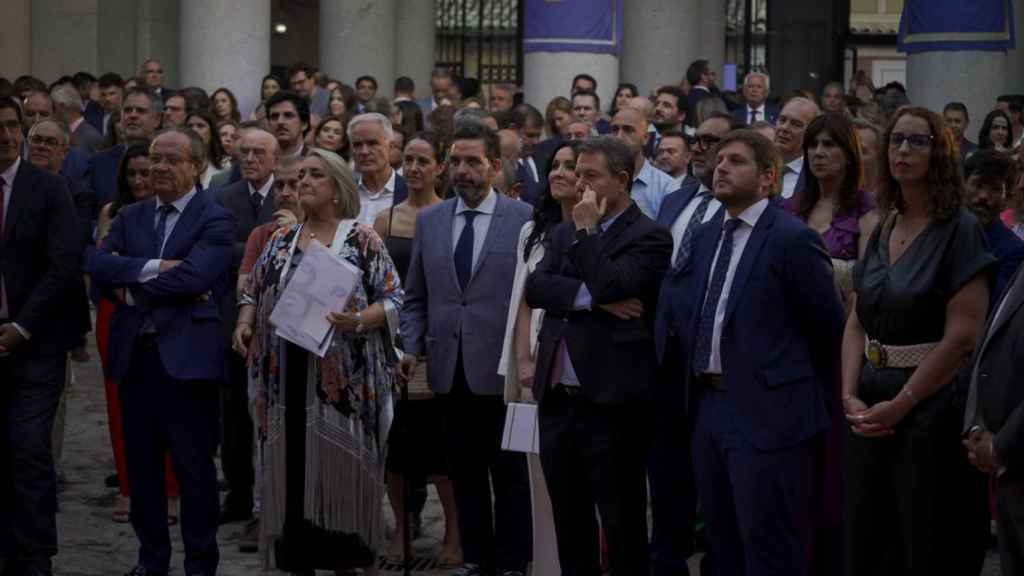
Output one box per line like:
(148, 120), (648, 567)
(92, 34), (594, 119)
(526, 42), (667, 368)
(793, 113), (863, 220)
(877, 106), (962, 220)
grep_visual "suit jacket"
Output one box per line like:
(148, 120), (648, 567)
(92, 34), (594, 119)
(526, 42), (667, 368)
(61, 147), (91, 184)
(84, 188), (235, 382)
(83, 100), (105, 135)
(655, 202), (844, 450)
(400, 193), (533, 395)
(85, 144), (125, 208)
(516, 159), (541, 206)
(214, 179), (276, 341)
(532, 136), (563, 184)
(731, 102), (780, 126)
(654, 176), (702, 229)
(208, 161), (241, 191)
(392, 172), (410, 206)
(525, 203), (672, 404)
(985, 219), (1024, 303)
(970, 265), (1024, 476)
(686, 88), (713, 127)
(67, 175), (97, 339)
(72, 119), (104, 155)
(0, 161), (84, 355)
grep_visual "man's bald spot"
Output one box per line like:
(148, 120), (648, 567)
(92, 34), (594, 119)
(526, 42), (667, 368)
(627, 96), (654, 117)
(614, 105), (648, 130)
(245, 128), (280, 156)
(782, 96), (820, 119)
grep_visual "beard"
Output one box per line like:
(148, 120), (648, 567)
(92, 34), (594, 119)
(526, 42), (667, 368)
(454, 181), (487, 206)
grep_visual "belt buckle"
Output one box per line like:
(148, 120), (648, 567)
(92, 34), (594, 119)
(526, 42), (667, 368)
(867, 339), (888, 368)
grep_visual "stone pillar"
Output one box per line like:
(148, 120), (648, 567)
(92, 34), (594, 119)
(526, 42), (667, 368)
(180, 0), (269, 117)
(620, 0), (697, 95)
(0, 0), (31, 78)
(906, 51), (1007, 141)
(395, 0), (435, 100)
(32, 0), (99, 82)
(137, 0), (180, 87)
(98, 0), (138, 79)
(1006, 0), (1024, 94)
(700, 0), (726, 83)
(524, 52), (619, 116)
(320, 0), (396, 89)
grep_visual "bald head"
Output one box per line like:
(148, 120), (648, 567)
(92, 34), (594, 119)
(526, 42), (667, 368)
(239, 128), (279, 188)
(627, 96), (654, 119)
(611, 107), (649, 161)
(775, 97), (820, 162)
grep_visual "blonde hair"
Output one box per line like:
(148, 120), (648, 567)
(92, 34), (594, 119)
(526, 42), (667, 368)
(307, 147), (360, 219)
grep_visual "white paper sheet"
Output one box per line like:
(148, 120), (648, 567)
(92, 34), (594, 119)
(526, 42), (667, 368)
(269, 239), (362, 358)
(501, 402), (540, 454)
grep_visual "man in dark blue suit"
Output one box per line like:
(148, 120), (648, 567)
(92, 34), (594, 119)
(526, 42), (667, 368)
(86, 88), (160, 208)
(685, 59), (718, 128)
(0, 97), (84, 576)
(731, 72), (779, 126)
(964, 150), (1024, 302)
(657, 129), (843, 575)
(86, 128), (234, 576)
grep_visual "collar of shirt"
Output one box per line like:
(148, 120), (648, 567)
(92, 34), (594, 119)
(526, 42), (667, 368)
(248, 174), (275, 199)
(698, 182), (711, 196)
(634, 159), (656, 186)
(724, 197), (770, 230)
(1, 156), (21, 188)
(748, 103), (765, 115)
(69, 117), (84, 134)
(601, 205), (629, 233)
(286, 143), (305, 159)
(455, 188), (498, 216)
(785, 156), (804, 174)
(358, 168), (396, 200)
(156, 186), (199, 214)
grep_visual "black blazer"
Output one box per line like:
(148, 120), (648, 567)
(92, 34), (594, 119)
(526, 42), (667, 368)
(0, 161), (84, 354)
(214, 179), (277, 340)
(972, 266), (1024, 476)
(525, 202), (672, 404)
(67, 175), (97, 340)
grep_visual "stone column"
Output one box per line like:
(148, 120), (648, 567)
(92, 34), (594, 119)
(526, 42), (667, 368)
(320, 0), (396, 89)
(1, 0), (31, 79)
(97, 0), (138, 79)
(700, 0), (726, 83)
(395, 0), (435, 99)
(1005, 0), (1024, 94)
(179, 0), (269, 117)
(620, 0), (697, 95)
(906, 52), (1007, 141)
(31, 0), (99, 82)
(137, 0), (180, 86)
(524, 52), (619, 116)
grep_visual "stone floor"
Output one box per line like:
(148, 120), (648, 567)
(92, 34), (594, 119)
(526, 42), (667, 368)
(50, 338), (1004, 575)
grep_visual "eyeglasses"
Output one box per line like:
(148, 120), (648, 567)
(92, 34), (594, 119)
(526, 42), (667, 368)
(28, 135), (62, 149)
(694, 135), (722, 150)
(889, 133), (933, 151)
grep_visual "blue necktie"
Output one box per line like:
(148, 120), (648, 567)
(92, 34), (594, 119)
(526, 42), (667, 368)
(155, 204), (176, 257)
(693, 219), (742, 375)
(674, 190), (713, 270)
(454, 210), (478, 291)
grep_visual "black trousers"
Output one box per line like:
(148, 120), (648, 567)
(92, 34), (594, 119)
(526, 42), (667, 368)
(219, 350), (254, 515)
(648, 349), (696, 576)
(539, 386), (652, 576)
(121, 338), (220, 575)
(0, 350), (65, 574)
(442, 355), (532, 573)
(996, 476), (1024, 576)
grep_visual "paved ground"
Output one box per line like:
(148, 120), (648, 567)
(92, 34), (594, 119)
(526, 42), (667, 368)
(50, 337), (1004, 575)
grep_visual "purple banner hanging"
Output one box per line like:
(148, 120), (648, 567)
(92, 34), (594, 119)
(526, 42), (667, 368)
(898, 0), (1016, 53)
(522, 0), (622, 55)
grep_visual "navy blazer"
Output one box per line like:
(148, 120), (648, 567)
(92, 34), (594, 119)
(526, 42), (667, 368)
(85, 144), (125, 208)
(655, 202), (844, 450)
(83, 100), (105, 134)
(61, 147), (91, 184)
(654, 176), (702, 229)
(85, 189), (235, 383)
(984, 219), (1024, 304)
(731, 102), (780, 126)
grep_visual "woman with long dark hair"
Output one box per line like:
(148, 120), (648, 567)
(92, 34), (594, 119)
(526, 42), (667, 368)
(843, 106), (996, 575)
(185, 109), (230, 188)
(498, 140), (583, 575)
(211, 87), (242, 123)
(979, 108), (1014, 153)
(609, 83), (639, 117)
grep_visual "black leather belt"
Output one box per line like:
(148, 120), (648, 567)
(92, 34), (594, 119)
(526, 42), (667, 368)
(697, 373), (725, 390)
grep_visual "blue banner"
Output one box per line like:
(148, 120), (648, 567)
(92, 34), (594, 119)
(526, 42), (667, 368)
(522, 0), (622, 55)
(898, 0), (1016, 53)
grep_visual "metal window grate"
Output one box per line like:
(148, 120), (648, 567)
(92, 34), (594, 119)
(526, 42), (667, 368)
(436, 0), (522, 88)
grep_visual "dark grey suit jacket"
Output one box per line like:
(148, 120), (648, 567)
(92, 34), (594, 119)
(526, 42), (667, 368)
(72, 119), (104, 154)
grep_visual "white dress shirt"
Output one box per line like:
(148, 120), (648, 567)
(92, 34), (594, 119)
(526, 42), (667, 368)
(248, 175), (274, 203)
(780, 156), (804, 199)
(704, 198), (770, 374)
(0, 158), (20, 330)
(452, 189), (498, 270)
(669, 183), (720, 262)
(357, 168), (396, 226)
(745, 104), (766, 125)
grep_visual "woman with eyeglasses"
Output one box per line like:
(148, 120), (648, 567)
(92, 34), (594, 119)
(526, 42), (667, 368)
(94, 142), (181, 526)
(842, 106), (996, 575)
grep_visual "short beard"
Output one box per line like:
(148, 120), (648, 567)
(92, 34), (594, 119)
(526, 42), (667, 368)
(455, 183), (487, 206)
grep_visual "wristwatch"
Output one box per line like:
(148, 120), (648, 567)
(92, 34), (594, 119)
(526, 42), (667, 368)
(355, 312), (366, 334)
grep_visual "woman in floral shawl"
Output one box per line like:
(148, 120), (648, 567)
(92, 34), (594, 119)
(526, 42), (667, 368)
(234, 148), (403, 575)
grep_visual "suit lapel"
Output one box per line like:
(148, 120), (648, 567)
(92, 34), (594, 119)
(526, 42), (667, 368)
(137, 199), (159, 257)
(600, 203), (640, 254)
(161, 191), (204, 257)
(687, 214), (724, 333)
(981, 267), (1024, 351)
(442, 200), (462, 292)
(723, 206), (775, 327)
(3, 162), (32, 244)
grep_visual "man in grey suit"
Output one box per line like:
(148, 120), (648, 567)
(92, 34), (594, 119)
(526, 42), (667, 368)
(51, 83), (103, 155)
(964, 264), (1024, 574)
(400, 122), (533, 576)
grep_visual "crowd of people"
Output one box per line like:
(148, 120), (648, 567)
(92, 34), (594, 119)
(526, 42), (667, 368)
(1, 52), (1024, 576)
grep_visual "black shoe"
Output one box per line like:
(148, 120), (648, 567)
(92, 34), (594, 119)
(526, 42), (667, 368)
(238, 517), (259, 553)
(105, 473), (119, 488)
(218, 503), (251, 525)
